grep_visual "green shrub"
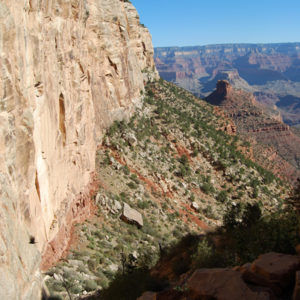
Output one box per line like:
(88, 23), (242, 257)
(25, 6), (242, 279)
(137, 200), (150, 209)
(88, 259), (98, 272)
(127, 181), (138, 189)
(83, 279), (98, 292)
(201, 182), (215, 195)
(122, 165), (130, 175)
(120, 192), (129, 201)
(192, 238), (213, 266)
(203, 205), (214, 218)
(178, 155), (189, 165)
(130, 174), (139, 184)
(70, 285), (82, 294)
(216, 190), (228, 203)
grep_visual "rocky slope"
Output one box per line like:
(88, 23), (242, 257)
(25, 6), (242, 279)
(0, 0), (157, 299)
(44, 81), (289, 299)
(154, 43), (300, 125)
(206, 80), (300, 183)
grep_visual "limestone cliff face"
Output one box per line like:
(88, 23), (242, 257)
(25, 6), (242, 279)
(0, 0), (158, 298)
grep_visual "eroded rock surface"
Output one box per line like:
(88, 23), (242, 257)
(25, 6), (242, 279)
(250, 252), (300, 292)
(206, 81), (300, 182)
(186, 268), (269, 300)
(0, 0), (157, 298)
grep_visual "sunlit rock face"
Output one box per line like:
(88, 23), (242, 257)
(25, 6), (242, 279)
(0, 0), (158, 298)
(206, 81), (300, 183)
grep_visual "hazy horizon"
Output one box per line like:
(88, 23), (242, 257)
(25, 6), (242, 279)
(131, 0), (300, 48)
(154, 41), (300, 49)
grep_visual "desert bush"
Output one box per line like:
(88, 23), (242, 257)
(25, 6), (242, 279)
(201, 182), (215, 195)
(192, 238), (214, 266)
(127, 181), (138, 189)
(216, 190), (228, 203)
(122, 165), (130, 175)
(137, 200), (150, 209)
(83, 279), (98, 292)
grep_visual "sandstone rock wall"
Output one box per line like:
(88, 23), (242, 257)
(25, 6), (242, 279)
(0, 0), (158, 298)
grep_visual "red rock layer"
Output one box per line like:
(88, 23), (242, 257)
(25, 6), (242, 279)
(40, 173), (99, 270)
(206, 81), (300, 183)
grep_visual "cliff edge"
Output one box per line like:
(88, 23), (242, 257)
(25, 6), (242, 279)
(0, 0), (158, 298)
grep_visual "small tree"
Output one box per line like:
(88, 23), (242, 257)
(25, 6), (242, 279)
(223, 203), (242, 230)
(241, 203), (261, 227)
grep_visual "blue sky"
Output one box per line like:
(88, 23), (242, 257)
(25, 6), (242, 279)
(131, 0), (300, 47)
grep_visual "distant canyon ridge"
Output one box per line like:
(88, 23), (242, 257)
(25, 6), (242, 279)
(154, 43), (300, 126)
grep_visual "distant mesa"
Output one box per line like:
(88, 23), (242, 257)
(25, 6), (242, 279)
(154, 43), (300, 126)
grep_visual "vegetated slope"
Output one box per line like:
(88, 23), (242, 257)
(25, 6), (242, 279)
(154, 43), (300, 125)
(206, 80), (300, 183)
(45, 80), (289, 300)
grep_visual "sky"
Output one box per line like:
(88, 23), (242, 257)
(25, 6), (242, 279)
(130, 0), (300, 48)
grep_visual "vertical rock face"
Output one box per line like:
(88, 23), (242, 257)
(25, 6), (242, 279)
(216, 80), (233, 98)
(0, 0), (158, 299)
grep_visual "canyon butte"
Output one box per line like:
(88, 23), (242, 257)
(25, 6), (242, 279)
(205, 80), (300, 183)
(1, 1), (300, 300)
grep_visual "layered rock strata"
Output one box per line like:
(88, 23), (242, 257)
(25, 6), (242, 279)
(206, 81), (300, 182)
(0, 0), (157, 299)
(154, 43), (300, 125)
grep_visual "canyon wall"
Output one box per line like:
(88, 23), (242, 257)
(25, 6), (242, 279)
(206, 81), (300, 182)
(0, 0), (158, 298)
(154, 43), (300, 125)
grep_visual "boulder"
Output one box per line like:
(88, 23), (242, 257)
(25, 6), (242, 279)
(110, 157), (122, 170)
(131, 250), (138, 260)
(95, 193), (107, 206)
(185, 268), (269, 300)
(191, 202), (199, 211)
(113, 200), (122, 211)
(124, 132), (138, 147)
(120, 203), (143, 228)
(250, 252), (300, 291)
(238, 262), (281, 295)
(109, 199), (122, 215)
